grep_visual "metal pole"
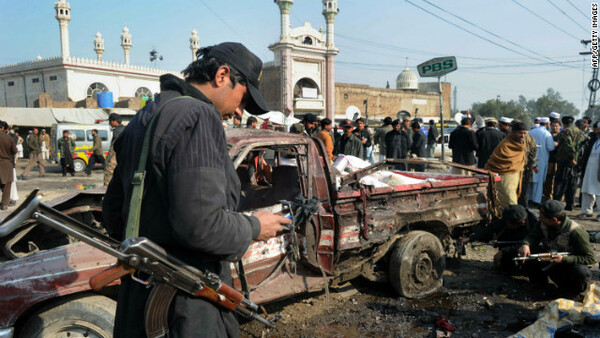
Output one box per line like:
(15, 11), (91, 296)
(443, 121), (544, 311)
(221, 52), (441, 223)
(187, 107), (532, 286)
(439, 76), (445, 161)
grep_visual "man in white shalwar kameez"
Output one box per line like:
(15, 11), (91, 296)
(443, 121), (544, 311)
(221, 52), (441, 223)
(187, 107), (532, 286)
(528, 117), (555, 205)
(580, 122), (600, 218)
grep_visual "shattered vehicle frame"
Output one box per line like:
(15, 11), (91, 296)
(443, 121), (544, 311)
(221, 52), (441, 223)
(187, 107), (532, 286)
(0, 129), (497, 337)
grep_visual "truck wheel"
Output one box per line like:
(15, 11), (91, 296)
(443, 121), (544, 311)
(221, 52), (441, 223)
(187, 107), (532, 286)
(18, 294), (116, 338)
(388, 231), (445, 299)
(73, 159), (86, 173)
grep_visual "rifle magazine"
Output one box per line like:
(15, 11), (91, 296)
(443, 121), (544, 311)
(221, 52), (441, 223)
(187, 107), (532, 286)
(145, 283), (178, 338)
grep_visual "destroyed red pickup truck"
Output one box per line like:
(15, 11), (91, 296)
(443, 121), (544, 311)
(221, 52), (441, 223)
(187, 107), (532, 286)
(0, 129), (495, 337)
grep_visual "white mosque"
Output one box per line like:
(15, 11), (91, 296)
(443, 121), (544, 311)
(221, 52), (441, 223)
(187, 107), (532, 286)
(0, 0), (187, 108)
(0, 0), (450, 123)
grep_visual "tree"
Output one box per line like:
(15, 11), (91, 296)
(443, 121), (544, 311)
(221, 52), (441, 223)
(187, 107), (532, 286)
(470, 88), (579, 126)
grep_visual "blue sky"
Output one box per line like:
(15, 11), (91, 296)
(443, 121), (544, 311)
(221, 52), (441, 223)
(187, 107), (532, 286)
(0, 0), (593, 113)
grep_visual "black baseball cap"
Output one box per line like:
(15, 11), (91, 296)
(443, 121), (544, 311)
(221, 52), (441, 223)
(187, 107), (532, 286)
(204, 42), (269, 115)
(539, 200), (564, 218)
(502, 204), (527, 222)
(303, 113), (317, 123)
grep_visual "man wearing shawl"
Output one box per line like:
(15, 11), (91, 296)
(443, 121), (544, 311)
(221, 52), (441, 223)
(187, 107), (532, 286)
(528, 117), (555, 206)
(485, 122), (528, 212)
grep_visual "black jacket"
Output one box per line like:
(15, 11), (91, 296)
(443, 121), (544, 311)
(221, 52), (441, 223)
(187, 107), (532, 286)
(580, 132), (599, 180)
(427, 125), (439, 146)
(449, 126), (478, 165)
(411, 130), (427, 158)
(111, 123), (125, 144)
(103, 74), (259, 337)
(476, 127), (505, 168)
(385, 129), (409, 159)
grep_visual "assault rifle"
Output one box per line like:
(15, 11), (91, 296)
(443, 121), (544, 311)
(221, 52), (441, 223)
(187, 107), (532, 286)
(0, 191), (274, 338)
(471, 240), (522, 248)
(512, 251), (571, 262)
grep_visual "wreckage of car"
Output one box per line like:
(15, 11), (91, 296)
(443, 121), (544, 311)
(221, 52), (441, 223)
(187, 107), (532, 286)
(0, 129), (498, 337)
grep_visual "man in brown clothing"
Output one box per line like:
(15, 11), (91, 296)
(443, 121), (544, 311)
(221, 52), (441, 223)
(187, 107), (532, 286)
(20, 128), (45, 180)
(315, 118), (334, 162)
(0, 121), (17, 209)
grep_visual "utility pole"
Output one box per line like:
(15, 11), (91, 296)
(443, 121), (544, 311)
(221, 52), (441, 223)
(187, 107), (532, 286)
(581, 39), (598, 109)
(496, 95), (500, 119)
(452, 87), (457, 113)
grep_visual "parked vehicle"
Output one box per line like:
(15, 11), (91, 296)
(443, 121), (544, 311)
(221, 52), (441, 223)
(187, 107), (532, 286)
(51, 123), (112, 172)
(0, 129), (496, 337)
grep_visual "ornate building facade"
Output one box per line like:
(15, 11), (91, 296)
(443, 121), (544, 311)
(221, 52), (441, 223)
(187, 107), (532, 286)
(0, 0), (185, 108)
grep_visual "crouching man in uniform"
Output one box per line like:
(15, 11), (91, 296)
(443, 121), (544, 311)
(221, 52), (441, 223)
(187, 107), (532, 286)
(517, 200), (596, 295)
(461, 204), (532, 273)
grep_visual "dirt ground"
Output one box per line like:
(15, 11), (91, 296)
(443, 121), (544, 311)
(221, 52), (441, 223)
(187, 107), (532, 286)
(240, 222), (600, 338)
(8, 160), (600, 338)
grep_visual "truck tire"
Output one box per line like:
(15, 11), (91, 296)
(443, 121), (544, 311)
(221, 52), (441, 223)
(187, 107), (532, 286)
(388, 231), (445, 299)
(73, 159), (86, 173)
(18, 294), (116, 338)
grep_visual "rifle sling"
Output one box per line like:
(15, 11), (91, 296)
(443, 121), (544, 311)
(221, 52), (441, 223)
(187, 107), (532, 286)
(124, 95), (192, 239)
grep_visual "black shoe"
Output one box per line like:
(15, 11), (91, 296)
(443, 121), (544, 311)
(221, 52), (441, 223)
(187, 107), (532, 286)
(0, 206), (7, 211)
(565, 206), (574, 211)
(8, 200), (16, 206)
(71, 173), (75, 177)
(18, 175), (27, 181)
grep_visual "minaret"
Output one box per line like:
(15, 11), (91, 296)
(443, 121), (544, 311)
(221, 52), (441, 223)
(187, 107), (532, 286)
(54, 0), (71, 58)
(190, 29), (200, 61)
(273, 0), (294, 117)
(322, 0), (339, 120)
(275, 0), (293, 41)
(322, 0), (338, 48)
(93, 32), (105, 61)
(121, 25), (132, 65)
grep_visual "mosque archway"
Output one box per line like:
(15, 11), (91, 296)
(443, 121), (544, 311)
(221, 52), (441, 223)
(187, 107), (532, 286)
(293, 78), (319, 99)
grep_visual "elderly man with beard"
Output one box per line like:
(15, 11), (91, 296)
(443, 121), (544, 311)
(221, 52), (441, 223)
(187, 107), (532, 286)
(485, 121), (529, 213)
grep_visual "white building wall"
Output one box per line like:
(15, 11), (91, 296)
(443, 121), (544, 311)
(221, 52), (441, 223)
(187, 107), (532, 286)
(66, 69), (160, 102)
(291, 59), (322, 92)
(0, 57), (178, 107)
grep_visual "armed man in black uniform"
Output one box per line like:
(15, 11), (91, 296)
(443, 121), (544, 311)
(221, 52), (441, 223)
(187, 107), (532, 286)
(103, 42), (290, 337)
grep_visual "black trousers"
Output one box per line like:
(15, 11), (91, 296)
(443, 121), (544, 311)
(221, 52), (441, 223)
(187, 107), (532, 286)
(60, 158), (75, 176)
(114, 278), (239, 338)
(86, 154), (105, 175)
(553, 162), (578, 208)
(525, 261), (591, 294)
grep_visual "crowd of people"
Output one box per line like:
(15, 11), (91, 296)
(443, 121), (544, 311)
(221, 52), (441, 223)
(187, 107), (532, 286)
(453, 111), (597, 296)
(236, 110), (598, 297)
(236, 113), (441, 172)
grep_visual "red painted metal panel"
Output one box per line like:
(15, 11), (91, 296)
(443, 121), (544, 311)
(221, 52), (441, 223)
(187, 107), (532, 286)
(0, 242), (118, 328)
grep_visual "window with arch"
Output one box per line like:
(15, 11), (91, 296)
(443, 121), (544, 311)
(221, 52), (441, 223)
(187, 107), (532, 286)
(303, 36), (313, 45)
(293, 78), (319, 99)
(86, 82), (108, 98)
(135, 87), (152, 98)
